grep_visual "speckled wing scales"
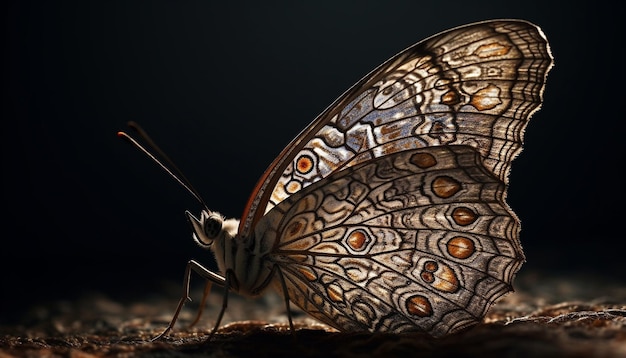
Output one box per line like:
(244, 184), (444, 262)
(257, 145), (523, 336)
(240, 19), (551, 335)
(240, 20), (551, 237)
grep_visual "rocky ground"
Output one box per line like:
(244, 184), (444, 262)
(1, 271), (624, 357)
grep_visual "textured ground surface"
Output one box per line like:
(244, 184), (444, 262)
(1, 272), (625, 357)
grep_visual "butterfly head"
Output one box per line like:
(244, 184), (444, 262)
(186, 210), (239, 248)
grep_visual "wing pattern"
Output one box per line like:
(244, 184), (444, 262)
(257, 145), (523, 335)
(240, 20), (551, 237)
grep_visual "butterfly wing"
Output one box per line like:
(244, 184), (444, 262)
(256, 145), (522, 336)
(239, 20), (552, 237)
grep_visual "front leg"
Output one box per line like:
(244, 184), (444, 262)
(152, 260), (226, 341)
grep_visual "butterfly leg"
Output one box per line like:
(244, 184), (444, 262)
(204, 269), (233, 342)
(188, 280), (213, 328)
(152, 259), (226, 341)
(275, 265), (295, 335)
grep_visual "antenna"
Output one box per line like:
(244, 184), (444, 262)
(117, 121), (209, 211)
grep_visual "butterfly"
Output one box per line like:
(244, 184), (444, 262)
(120, 19), (553, 338)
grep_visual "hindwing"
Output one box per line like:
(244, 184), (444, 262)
(257, 145), (523, 335)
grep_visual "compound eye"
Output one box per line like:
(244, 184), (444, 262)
(204, 214), (223, 239)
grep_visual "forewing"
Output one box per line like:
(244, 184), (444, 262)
(240, 20), (552, 236)
(256, 145), (524, 336)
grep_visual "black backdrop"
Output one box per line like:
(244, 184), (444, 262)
(4, 1), (624, 322)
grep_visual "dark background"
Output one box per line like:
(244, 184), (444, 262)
(4, 1), (624, 323)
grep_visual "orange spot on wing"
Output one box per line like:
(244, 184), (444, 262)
(432, 176), (462, 198)
(326, 284), (344, 303)
(433, 265), (460, 293)
(452, 207), (477, 226)
(447, 237), (476, 259)
(470, 84), (502, 111)
(347, 230), (369, 251)
(474, 42), (512, 58)
(298, 267), (317, 281)
(411, 152), (437, 168)
(406, 295), (433, 317)
(296, 155), (314, 174)
(441, 90), (461, 105)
